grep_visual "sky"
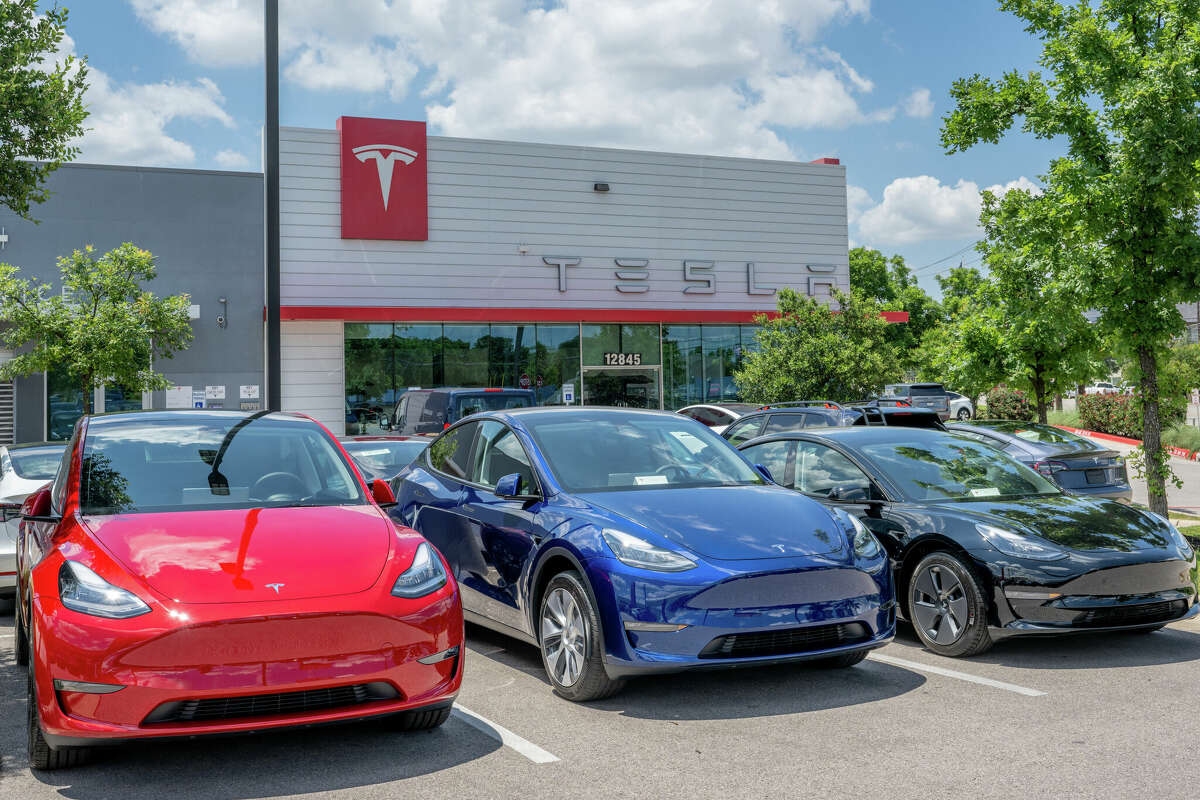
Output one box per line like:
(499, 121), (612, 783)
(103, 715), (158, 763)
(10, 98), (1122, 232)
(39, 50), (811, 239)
(52, 1), (1066, 296)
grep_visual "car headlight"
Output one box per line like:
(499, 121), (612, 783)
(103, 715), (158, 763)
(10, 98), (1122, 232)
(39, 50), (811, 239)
(391, 542), (448, 597)
(976, 524), (1068, 561)
(58, 561), (151, 619)
(602, 529), (697, 572)
(1147, 512), (1195, 559)
(830, 507), (881, 559)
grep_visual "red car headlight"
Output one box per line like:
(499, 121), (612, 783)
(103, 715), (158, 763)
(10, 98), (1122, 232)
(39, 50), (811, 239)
(391, 543), (448, 598)
(58, 560), (152, 619)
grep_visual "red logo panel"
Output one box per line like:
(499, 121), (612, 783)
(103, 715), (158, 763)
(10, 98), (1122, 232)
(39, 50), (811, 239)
(338, 117), (427, 240)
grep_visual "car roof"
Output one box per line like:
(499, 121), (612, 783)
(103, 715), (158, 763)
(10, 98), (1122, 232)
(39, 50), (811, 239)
(746, 425), (953, 446)
(84, 409), (314, 428)
(4, 441), (64, 451)
(400, 387), (533, 395)
(483, 406), (677, 423)
(339, 435), (424, 442)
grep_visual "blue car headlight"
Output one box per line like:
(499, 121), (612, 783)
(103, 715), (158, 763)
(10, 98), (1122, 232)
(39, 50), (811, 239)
(391, 542), (448, 597)
(976, 524), (1069, 561)
(602, 529), (697, 572)
(830, 508), (881, 560)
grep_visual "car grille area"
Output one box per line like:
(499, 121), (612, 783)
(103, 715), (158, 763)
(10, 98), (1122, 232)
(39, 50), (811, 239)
(698, 622), (870, 659)
(1075, 600), (1187, 627)
(143, 682), (399, 725)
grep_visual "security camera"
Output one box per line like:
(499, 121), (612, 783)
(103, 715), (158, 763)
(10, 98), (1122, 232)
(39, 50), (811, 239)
(215, 314), (226, 328)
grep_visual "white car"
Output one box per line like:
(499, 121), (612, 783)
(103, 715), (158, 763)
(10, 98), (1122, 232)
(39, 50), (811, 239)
(0, 442), (65, 599)
(676, 403), (758, 435)
(1084, 381), (1120, 395)
(946, 391), (974, 421)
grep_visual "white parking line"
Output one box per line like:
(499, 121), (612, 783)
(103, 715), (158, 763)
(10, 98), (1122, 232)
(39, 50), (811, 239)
(451, 703), (560, 764)
(869, 653), (1046, 697)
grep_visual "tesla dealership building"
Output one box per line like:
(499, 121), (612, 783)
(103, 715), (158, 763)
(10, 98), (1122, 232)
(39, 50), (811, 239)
(279, 117), (859, 436)
(0, 117), (866, 442)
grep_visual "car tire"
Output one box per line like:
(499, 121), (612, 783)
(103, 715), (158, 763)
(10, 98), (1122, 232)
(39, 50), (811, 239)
(956, 408), (972, 421)
(907, 552), (993, 658)
(383, 704), (452, 732)
(27, 635), (91, 770)
(538, 571), (625, 702)
(15, 596), (29, 667)
(810, 649), (869, 669)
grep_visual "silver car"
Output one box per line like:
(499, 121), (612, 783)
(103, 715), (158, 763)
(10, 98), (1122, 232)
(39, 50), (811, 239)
(946, 391), (974, 421)
(0, 442), (66, 598)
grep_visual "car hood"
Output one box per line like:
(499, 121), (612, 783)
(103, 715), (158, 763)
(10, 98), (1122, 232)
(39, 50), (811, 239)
(578, 485), (846, 561)
(83, 505), (393, 603)
(929, 494), (1171, 552)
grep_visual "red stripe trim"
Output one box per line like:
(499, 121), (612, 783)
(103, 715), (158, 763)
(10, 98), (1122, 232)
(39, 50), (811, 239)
(279, 306), (909, 324)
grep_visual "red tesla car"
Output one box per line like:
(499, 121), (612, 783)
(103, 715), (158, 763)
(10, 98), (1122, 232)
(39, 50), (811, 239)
(15, 410), (463, 770)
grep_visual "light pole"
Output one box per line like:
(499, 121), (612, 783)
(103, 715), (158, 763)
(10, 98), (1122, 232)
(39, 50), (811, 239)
(265, 0), (281, 411)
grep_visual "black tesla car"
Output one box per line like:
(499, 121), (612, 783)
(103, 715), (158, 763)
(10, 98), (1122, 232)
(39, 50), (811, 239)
(738, 427), (1198, 657)
(946, 420), (1131, 503)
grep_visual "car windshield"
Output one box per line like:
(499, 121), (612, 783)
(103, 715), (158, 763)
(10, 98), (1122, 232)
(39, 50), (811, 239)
(523, 411), (764, 492)
(859, 437), (1060, 502)
(80, 414), (366, 514)
(342, 440), (428, 478)
(454, 393), (532, 417)
(982, 423), (1094, 447)
(9, 446), (66, 480)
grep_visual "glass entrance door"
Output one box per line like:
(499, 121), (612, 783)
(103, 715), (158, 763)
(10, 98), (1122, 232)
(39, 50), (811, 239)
(582, 367), (661, 409)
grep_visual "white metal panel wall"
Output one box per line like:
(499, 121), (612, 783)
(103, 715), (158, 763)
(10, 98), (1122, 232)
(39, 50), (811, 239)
(280, 320), (344, 435)
(279, 127), (850, 311)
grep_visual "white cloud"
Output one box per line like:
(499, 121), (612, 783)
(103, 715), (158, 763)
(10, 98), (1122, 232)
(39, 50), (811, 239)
(214, 148), (251, 168)
(128, 0), (913, 160)
(846, 184), (873, 226)
(45, 31), (235, 167)
(903, 87), (933, 118)
(854, 174), (1039, 246)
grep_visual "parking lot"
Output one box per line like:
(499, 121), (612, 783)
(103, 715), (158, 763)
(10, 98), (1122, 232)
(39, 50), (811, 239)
(3, 607), (1198, 800)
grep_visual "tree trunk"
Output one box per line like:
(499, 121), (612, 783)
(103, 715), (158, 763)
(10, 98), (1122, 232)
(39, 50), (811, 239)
(1032, 367), (1048, 424)
(80, 378), (92, 415)
(1054, 394), (1063, 412)
(1137, 344), (1168, 516)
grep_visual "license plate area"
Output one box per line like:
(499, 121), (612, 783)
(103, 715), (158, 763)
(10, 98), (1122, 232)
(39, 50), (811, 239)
(1085, 468), (1107, 485)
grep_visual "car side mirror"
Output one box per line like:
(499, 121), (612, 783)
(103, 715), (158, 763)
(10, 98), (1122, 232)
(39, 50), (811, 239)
(22, 486), (60, 523)
(494, 473), (537, 500)
(371, 479), (397, 508)
(754, 464), (775, 483)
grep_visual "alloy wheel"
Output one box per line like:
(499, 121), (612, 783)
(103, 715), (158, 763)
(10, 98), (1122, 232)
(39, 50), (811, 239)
(957, 408), (971, 420)
(911, 564), (969, 646)
(541, 587), (587, 687)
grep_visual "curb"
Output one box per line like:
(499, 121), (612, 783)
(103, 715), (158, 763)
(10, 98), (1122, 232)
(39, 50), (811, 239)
(1053, 425), (1198, 461)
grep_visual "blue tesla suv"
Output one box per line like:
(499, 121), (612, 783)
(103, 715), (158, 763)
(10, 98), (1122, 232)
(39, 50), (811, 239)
(389, 407), (896, 700)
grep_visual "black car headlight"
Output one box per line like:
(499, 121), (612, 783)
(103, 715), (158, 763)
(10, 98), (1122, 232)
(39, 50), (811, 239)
(1149, 512), (1195, 560)
(58, 561), (151, 619)
(831, 508), (881, 560)
(976, 524), (1069, 561)
(391, 542), (449, 597)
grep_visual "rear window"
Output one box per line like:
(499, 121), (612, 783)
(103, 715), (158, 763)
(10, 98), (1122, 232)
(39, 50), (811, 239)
(453, 393), (532, 418)
(883, 412), (945, 430)
(988, 424), (1094, 446)
(909, 385), (947, 397)
(9, 447), (66, 480)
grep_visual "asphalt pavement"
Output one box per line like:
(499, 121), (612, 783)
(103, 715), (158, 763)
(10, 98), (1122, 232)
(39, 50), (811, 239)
(3, 606), (1199, 800)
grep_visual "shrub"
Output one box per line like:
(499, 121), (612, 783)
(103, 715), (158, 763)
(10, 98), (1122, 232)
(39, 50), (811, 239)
(1077, 393), (1143, 438)
(984, 386), (1034, 420)
(1162, 422), (1200, 453)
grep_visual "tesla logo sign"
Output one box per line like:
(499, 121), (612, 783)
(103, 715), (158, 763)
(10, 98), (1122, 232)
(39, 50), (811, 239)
(338, 117), (427, 240)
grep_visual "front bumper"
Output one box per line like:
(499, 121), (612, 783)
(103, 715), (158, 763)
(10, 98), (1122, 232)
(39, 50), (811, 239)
(31, 591), (463, 745)
(983, 550), (1198, 639)
(583, 555), (895, 678)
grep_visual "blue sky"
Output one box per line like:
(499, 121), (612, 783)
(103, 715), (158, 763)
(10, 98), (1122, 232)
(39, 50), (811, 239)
(58, 1), (1065, 296)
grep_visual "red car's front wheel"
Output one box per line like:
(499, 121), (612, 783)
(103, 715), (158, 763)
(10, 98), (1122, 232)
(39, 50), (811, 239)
(27, 628), (91, 770)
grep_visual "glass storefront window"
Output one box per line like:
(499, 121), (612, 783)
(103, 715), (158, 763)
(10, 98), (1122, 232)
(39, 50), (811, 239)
(581, 324), (660, 366)
(534, 324), (581, 405)
(703, 325), (741, 402)
(662, 324), (703, 410)
(47, 367), (85, 441)
(442, 324), (490, 387)
(345, 323), (394, 434)
(393, 324), (441, 390)
(486, 325), (535, 387)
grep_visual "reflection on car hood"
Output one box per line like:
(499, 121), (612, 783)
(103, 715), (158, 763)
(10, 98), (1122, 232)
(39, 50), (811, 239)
(930, 494), (1170, 551)
(578, 485), (846, 561)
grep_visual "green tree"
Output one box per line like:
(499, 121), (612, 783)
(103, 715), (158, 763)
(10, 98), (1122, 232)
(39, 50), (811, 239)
(940, 0), (1200, 514)
(734, 288), (899, 404)
(1, 2), (88, 219)
(849, 247), (943, 371)
(977, 189), (1100, 423)
(936, 266), (986, 320)
(0, 243), (194, 414)
(918, 306), (1007, 406)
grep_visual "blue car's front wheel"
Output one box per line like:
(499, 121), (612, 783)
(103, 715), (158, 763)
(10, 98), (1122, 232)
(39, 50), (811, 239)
(538, 571), (625, 702)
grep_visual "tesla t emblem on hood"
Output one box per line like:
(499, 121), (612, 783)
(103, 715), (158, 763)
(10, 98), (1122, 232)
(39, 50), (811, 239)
(265, 583), (285, 594)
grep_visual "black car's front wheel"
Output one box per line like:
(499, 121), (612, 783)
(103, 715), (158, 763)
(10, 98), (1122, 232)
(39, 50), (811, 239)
(538, 571), (624, 702)
(908, 552), (993, 657)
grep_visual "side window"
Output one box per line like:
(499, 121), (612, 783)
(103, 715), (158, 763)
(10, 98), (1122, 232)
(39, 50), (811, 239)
(741, 440), (794, 487)
(795, 442), (873, 497)
(50, 434), (77, 513)
(427, 422), (479, 481)
(395, 396), (409, 429)
(724, 416), (765, 445)
(762, 414), (808, 435)
(953, 430), (998, 448)
(471, 420), (536, 491)
(689, 408), (721, 427)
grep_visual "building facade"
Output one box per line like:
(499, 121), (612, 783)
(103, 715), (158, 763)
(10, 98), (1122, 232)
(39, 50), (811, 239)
(0, 163), (264, 443)
(280, 118), (855, 435)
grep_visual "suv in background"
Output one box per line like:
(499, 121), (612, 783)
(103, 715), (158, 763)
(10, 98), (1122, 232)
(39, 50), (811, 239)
(391, 388), (536, 434)
(721, 400), (945, 445)
(883, 383), (951, 420)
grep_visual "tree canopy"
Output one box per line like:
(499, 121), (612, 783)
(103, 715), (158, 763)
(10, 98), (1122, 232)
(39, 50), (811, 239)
(0, 1), (88, 219)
